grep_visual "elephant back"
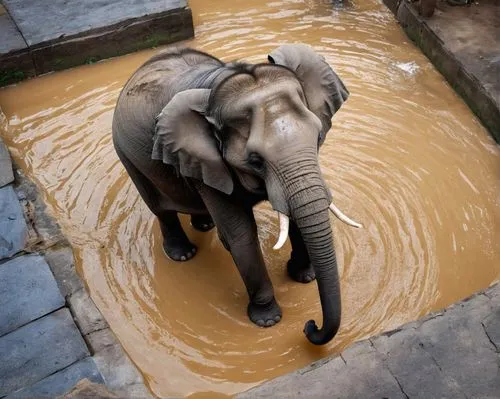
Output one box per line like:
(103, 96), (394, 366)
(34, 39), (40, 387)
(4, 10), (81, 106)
(112, 48), (224, 140)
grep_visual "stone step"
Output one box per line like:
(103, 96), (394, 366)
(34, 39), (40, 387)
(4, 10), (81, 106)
(0, 254), (65, 336)
(0, 0), (194, 86)
(0, 308), (90, 397)
(0, 185), (28, 260)
(5, 357), (104, 399)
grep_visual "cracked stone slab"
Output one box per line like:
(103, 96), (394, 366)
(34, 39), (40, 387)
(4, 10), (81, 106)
(5, 357), (103, 399)
(0, 137), (14, 187)
(371, 327), (466, 398)
(238, 340), (404, 399)
(417, 309), (500, 398)
(0, 254), (65, 336)
(0, 185), (28, 260)
(482, 309), (500, 352)
(0, 308), (89, 397)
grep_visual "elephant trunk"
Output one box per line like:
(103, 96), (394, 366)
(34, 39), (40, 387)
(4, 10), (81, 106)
(276, 154), (341, 345)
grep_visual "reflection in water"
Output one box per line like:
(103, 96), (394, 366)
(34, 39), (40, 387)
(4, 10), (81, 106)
(1, 0), (499, 397)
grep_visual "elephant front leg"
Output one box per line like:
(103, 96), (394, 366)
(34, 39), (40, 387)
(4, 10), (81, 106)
(287, 221), (316, 283)
(198, 186), (282, 327)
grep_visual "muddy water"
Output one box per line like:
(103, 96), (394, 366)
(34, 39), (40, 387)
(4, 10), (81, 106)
(1, 0), (499, 397)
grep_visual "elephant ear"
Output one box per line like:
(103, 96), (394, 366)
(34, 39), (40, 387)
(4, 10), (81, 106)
(152, 89), (233, 195)
(268, 44), (349, 145)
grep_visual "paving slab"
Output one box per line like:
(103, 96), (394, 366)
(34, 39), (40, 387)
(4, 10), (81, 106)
(0, 137), (14, 187)
(417, 305), (499, 397)
(0, 308), (89, 397)
(6, 357), (104, 399)
(92, 341), (153, 398)
(68, 288), (108, 336)
(0, 254), (65, 336)
(238, 284), (500, 399)
(43, 245), (84, 297)
(0, 184), (28, 260)
(1, 0), (194, 80)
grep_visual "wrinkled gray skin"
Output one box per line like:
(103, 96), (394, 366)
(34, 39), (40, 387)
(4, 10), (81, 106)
(112, 45), (349, 345)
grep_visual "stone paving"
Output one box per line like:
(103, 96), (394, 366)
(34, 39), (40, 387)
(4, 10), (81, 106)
(238, 283), (500, 398)
(0, 134), (150, 397)
(0, 0), (194, 86)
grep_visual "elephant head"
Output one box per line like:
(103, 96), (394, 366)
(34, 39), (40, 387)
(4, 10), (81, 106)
(152, 44), (361, 345)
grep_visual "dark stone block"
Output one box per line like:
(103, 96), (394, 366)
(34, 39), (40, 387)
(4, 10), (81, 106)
(0, 185), (28, 260)
(0, 308), (89, 397)
(6, 357), (103, 399)
(0, 254), (65, 336)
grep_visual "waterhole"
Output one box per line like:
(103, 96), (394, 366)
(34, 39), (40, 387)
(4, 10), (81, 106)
(1, 0), (499, 397)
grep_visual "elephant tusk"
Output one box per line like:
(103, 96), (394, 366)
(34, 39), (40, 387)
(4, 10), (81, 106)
(329, 201), (363, 228)
(273, 212), (289, 250)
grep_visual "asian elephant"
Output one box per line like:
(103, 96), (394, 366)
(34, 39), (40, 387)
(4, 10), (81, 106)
(112, 44), (362, 345)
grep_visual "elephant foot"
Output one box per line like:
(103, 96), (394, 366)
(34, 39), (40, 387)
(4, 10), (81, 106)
(191, 214), (215, 232)
(248, 298), (282, 327)
(287, 258), (316, 283)
(162, 237), (197, 262)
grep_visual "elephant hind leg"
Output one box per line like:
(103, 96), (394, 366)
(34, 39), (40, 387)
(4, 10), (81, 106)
(190, 214), (215, 232)
(116, 149), (197, 261)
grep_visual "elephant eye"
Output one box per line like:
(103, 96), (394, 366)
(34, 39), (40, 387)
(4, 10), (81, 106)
(247, 152), (265, 172)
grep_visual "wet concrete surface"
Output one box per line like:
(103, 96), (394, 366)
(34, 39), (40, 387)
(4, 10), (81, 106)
(385, 0), (500, 141)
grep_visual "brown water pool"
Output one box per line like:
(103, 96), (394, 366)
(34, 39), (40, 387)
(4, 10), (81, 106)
(1, 0), (499, 397)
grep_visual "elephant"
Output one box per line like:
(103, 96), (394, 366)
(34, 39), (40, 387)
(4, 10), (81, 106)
(112, 44), (362, 345)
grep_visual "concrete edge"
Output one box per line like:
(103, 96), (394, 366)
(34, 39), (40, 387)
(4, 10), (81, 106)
(383, 0), (499, 142)
(237, 281), (500, 398)
(4, 157), (153, 397)
(0, 6), (194, 87)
